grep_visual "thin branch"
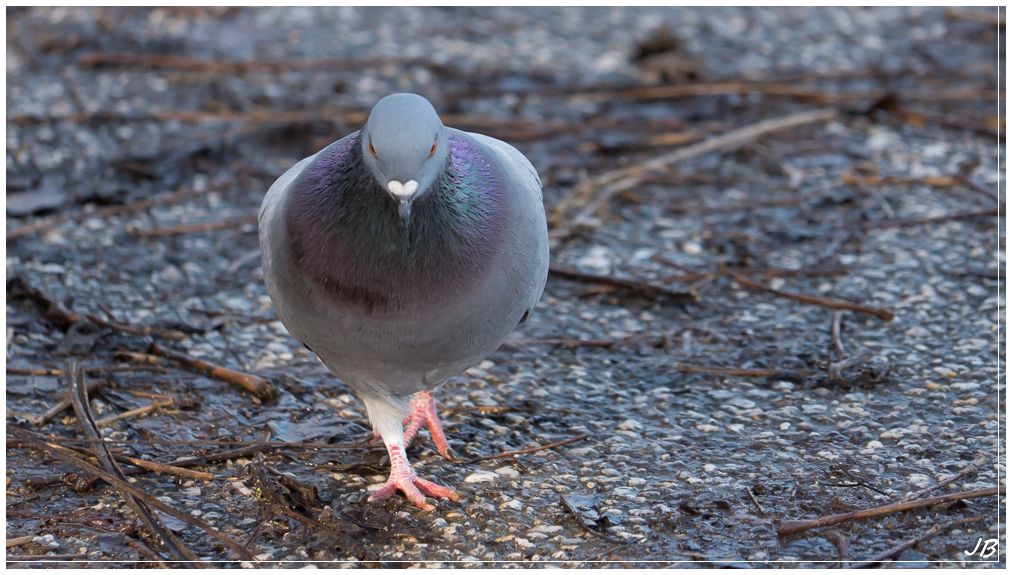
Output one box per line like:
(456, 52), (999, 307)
(902, 454), (989, 501)
(6, 535), (36, 548)
(944, 8), (1004, 27)
(8, 425), (255, 561)
(7, 365), (168, 376)
(132, 215), (258, 238)
(552, 108), (840, 239)
(777, 486), (1003, 536)
(676, 364), (813, 378)
(850, 515), (985, 569)
(11, 427), (374, 450)
(467, 434), (589, 463)
(93, 399), (172, 428)
(574, 82), (1002, 105)
(78, 51), (425, 73)
(85, 313), (188, 341)
(549, 266), (699, 302)
(66, 361), (206, 567)
(869, 207), (1002, 230)
(729, 272), (895, 320)
(7, 180), (231, 241)
(830, 310), (847, 358)
(21, 442), (271, 489)
(559, 495), (627, 544)
(149, 342), (274, 398)
(7, 278), (81, 328)
(34, 379), (107, 428)
(746, 487), (764, 514)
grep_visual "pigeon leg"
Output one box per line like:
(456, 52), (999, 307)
(364, 398), (459, 511)
(402, 389), (454, 459)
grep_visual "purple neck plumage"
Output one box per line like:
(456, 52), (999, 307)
(286, 130), (506, 315)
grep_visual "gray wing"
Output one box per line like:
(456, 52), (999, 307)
(462, 130), (549, 326)
(465, 131), (543, 200)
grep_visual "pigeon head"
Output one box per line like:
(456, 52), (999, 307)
(360, 93), (449, 228)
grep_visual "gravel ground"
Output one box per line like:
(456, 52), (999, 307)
(6, 6), (1005, 568)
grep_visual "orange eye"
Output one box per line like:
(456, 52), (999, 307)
(429, 138), (437, 157)
(369, 141), (377, 158)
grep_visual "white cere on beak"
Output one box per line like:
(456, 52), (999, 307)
(387, 180), (419, 198)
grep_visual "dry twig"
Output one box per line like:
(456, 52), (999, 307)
(676, 364), (812, 378)
(902, 454), (989, 502)
(93, 399), (172, 428)
(777, 486), (1003, 536)
(830, 310), (847, 358)
(8, 365), (167, 376)
(746, 487), (764, 514)
(34, 380), (107, 428)
(944, 8), (1004, 27)
(12, 427), (373, 450)
(575, 82), (1002, 105)
(6, 535), (37, 548)
(850, 515), (985, 568)
(149, 342), (274, 398)
(66, 362), (206, 567)
(85, 314), (188, 341)
(467, 434), (589, 463)
(729, 272), (895, 320)
(7, 278), (80, 328)
(549, 266), (698, 302)
(869, 207), (1002, 230)
(559, 495), (626, 544)
(6, 554), (88, 563)
(552, 108), (839, 239)
(6, 181), (231, 241)
(21, 442), (269, 488)
(8, 425), (254, 561)
(132, 215), (258, 238)
(79, 51), (424, 73)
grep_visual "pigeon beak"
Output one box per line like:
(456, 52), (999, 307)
(388, 180), (419, 229)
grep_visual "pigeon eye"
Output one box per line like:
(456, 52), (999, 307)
(429, 138), (437, 157)
(369, 141), (377, 158)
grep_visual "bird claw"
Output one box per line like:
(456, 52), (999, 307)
(403, 390), (454, 460)
(367, 468), (459, 511)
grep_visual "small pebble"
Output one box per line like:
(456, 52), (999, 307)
(618, 419), (643, 431)
(496, 467), (520, 479)
(464, 471), (499, 483)
(499, 499), (524, 511)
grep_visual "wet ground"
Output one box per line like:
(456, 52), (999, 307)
(5, 6), (1005, 568)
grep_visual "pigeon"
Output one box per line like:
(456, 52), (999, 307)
(258, 93), (549, 510)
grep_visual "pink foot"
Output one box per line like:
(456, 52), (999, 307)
(367, 445), (459, 511)
(402, 390), (454, 460)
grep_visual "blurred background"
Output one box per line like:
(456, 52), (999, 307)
(6, 6), (1002, 216)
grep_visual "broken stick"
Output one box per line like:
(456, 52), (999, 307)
(730, 272), (895, 320)
(676, 364), (812, 378)
(777, 486), (1003, 537)
(551, 108), (839, 240)
(849, 515), (985, 568)
(149, 342), (274, 399)
(549, 266), (699, 303)
(468, 434), (589, 463)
